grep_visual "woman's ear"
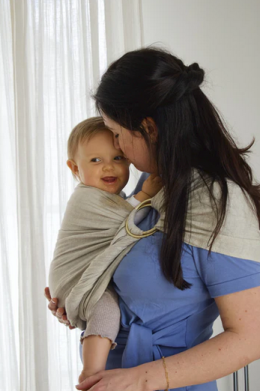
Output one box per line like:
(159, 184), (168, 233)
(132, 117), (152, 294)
(141, 117), (158, 144)
(67, 159), (79, 179)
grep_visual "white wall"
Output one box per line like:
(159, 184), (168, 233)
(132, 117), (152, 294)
(141, 0), (260, 181)
(141, 0), (260, 390)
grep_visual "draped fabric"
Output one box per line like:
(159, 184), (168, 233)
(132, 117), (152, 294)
(54, 169), (260, 334)
(48, 184), (134, 329)
(0, 1), (143, 390)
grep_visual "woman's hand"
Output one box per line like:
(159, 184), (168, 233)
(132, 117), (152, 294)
(75, 367), (153, 391)
(44, 287), (75, 329)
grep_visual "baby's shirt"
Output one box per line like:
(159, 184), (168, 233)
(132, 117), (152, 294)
(125, 195), (141, 208)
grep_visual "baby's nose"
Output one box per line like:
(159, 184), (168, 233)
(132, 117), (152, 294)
(103, 163), (114, 171)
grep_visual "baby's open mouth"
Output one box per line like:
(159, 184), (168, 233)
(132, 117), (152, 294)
(101, 177), (117, 184)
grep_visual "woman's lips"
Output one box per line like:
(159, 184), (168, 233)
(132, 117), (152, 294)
(101, 176), (118, 184)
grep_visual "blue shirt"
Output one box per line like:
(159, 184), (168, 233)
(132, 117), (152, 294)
(104, 175), (260, 391)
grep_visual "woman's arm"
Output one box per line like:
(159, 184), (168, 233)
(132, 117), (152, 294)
(137, 285), (260, 390)
(76, 285), (260, 391)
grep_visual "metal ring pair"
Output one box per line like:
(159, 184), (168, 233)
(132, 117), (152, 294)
(125, 198), (157, 238)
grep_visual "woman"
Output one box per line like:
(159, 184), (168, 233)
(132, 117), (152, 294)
(45, 47), (260, 391)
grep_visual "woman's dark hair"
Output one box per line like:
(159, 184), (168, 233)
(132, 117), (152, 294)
(93, 47), (260, 290)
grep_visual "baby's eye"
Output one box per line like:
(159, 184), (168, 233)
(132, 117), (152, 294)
(91, 158), (101, 162)
(114, 156), (125, 161)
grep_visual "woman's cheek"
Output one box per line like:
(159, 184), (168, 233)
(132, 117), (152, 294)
(122, 146), (132, 160)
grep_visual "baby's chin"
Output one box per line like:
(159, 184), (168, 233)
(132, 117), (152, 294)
(101, 180), (128, 195)
(100, 184), (124, 195)
(105, 187), (124, 195)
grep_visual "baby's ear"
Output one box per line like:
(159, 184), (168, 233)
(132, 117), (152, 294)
(67, 159), (79, 179)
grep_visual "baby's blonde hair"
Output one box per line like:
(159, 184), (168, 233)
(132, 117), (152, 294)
(67, 116), (110, 160)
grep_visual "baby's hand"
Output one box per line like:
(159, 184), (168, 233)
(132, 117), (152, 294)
(142, 174), (163, 197)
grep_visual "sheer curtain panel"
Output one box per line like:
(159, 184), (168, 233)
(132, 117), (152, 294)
(0, 1), (143, 390)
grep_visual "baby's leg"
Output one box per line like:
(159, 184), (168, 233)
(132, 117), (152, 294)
(79, 285), (121, 383)
(79, 335), (112, 382)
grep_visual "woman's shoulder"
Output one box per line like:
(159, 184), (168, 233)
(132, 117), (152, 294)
(185, 171), (260, 262)
(189, 169), (257, 217)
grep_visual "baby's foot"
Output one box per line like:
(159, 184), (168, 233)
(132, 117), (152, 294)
(78, 369), (97, 384)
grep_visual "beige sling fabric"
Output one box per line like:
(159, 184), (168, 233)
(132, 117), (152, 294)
(49, 171), (260, 330)
(183, 171), (260, 260)
(49, 184), (134, 330)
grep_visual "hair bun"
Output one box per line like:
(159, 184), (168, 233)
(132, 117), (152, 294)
(187, 63), (200, 73)
(185, 63), (204, 92)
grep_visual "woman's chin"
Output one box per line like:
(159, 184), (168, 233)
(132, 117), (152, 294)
(133, 161), (158, 174)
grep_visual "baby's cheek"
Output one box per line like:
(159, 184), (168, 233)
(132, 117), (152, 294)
(121, 165), (130, 180)
(81, 168), (98, 187)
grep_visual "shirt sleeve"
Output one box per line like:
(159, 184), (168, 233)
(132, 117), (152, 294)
(125, 195), (140, 208)
(192, 245), (260, 298)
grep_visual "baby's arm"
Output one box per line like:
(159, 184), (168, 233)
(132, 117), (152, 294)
(79, 285), (120, 383)
(134, 173), (163, 202)
(125, 174), (163, 225)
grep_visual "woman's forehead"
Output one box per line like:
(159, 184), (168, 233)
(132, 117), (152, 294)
(102, 113), (117, 129)
(101, 112), (109, 125)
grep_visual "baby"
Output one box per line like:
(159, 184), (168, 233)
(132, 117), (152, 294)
(48, 117), (162, 383)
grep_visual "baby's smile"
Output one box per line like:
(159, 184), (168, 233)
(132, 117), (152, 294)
(101, 176), (118, 184)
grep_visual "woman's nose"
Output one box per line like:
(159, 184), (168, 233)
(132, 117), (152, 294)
(113, 136), (120, 150)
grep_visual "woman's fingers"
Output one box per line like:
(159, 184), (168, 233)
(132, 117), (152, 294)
(44, 287), (51, 301)
(61, 314), (70, 325)
(48, 298), (58, 312)
(58, 313), (74, 328)
(44, 287), (64, 318)
(45, 288), (60, 314)
(44, 287), (58, 312)
(58, 317), (69, 325)
(44, 286), (74, 328)
(56, 307), (65, 318)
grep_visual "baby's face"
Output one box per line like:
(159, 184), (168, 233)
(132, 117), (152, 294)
(75, 130), (130, 194)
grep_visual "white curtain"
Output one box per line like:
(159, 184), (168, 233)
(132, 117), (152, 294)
(0, 1), (143, 390)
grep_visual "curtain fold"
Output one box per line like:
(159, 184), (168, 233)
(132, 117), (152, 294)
(0, 2), (19, 390)
(0, 1), (143, 389)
